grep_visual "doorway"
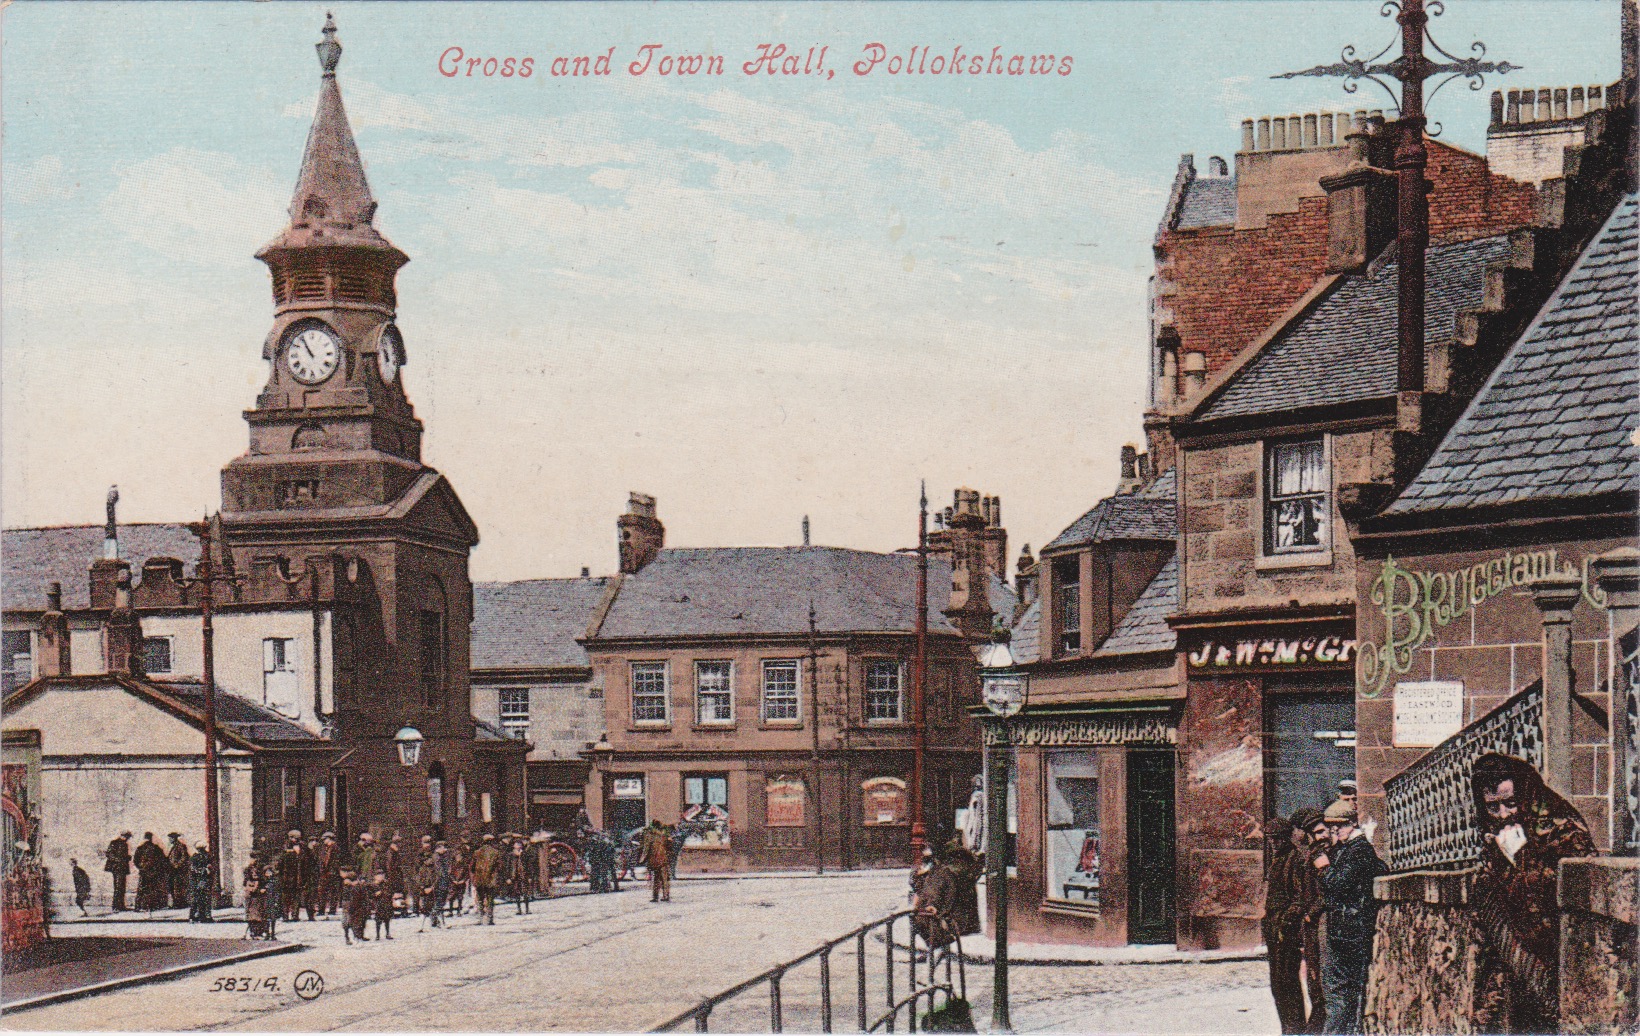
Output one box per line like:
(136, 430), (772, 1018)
(1266, 686), (1356, 823)
(1127, 751), (1176, 944)
(607, 774), (647, 836)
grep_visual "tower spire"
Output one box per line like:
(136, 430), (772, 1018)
(258, 14), (401, 258)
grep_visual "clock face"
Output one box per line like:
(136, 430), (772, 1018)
(285, 325), (341, 385)
(377, 324), (404, 383)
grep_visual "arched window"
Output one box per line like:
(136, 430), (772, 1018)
(419, 577), (448, 709)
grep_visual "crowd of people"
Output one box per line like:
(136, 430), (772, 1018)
(1262, 757), (1599, 1036)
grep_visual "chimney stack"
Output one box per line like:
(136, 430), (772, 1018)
(102, 568), (145, 677)
(1015, 545), (1038, 607)
(36, 582), (71, 679)
(617, 493), (665, 574)
(1318, 112), (1396, 274)
(103, 485), (120, 561)
(1486, 83), (1610, 185)
(802, 515), (811, 547)
(941, 490), (994, 642)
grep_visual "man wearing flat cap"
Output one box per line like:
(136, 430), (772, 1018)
(1312, 800), (1384, 1034)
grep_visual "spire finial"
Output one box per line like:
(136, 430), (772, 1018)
(317, 13), (342, 76)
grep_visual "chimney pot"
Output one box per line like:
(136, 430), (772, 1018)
(1570, 86), (1585, 118)
(1271, 118), (1287, 151)
(1589, 84), (1603, 110)
(1302, 113), (1318, 148)
(580, 566), (591, 578)
(1240, 119), (1255, 152)
(1320, 113), (1337, 146)
(1490, 90), (1505, 127)
(1553, 87), (1568, 121)
(47, 582), (63, 613)
(1120, 444), (1138, 480)
(802, 514), (811, 547)
(1256, 118), (1271, 151)
(1208, 156), (1228, 177)
(617, 493), (665, 574)
(1506, 89), (1521, 124)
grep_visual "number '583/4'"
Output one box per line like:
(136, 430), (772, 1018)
(209, 976), (281, 993)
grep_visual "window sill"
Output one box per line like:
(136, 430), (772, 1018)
(1040, 899), (1101, 920)
(691, 723), (738, 733)
(759, 720), (804, 731)
(627, 722), (672, 732)
(864, 719), (907, 727)
(1255, 549), (1333, 572)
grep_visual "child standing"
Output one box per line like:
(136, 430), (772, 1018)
(340, 865), (367, 944)
(371, 872), (394, 941)
(70, 858), (91, 916)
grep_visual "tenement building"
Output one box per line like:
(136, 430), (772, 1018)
(1149, 86), (1616, 949)
(581, 493), (1015, 871)
(470, 575), (610, 832)
(2, 18), (528, 905)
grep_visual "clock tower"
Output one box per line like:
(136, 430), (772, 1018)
(219, 16), (522, 837)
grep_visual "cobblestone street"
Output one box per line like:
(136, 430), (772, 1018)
(4, 873), (1277, 1034)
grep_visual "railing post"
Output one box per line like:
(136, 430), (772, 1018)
(857, 930), (869, 1032)
(770, 970), (784, 1034)
(908, 920), (918, 1032)
(694, 1007), (711, 1033)
(885, 916), (896, 1033)
(820, 947), (834, 1033)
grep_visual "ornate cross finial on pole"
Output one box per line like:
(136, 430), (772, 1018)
(1276, 0), (1517, 433)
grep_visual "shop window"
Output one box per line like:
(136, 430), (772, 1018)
(1054, 556), (1081, 653)
(2, 630), (32, 693)
(865, 661), (903, 722)
(1266, 438), (1328, 554)
(1046, 751), (1101, 905)
(499, 687), (530, 739)
(141, 636), (173, 675)
(695, 661), (734, 725)
(682, 774), (731, 848)
(762, 660), (800, 722)
(631, 661), (669, 724)
(263, 637), (300, 717)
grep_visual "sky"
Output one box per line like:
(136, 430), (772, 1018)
(1, 1), (1622, 581)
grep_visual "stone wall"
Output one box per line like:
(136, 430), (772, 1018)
(1560, 857), (1638, 1035)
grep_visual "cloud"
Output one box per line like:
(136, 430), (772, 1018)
(100, 148), (288, 266)
(6, 155), (78, 205)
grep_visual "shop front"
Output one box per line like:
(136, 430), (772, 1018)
(987, 703), (1181, 947)
(1174, 614), (1358, 950)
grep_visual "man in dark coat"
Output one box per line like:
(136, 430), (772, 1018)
(133, 832), (169, 912)
(1262, 813), (1311, 1034)
(277, 830), (309, 922)
(105, 831), (132, 911)
(316, 832), (342, 916)
(167, 833), (190, 909)
(470, 833), (503, 925)
(188, 842), (214, 922)
(941, 836), (982, 937)
(302, 837), (322, 920)
(1296, 809), (1328, 1033)
(70, 858), (92, 916)
(1313, 800), (1385, 1035)
(1469, 753), (1596, 1036)
(640, 821), (672, 902)
(384, 834), (406, 916)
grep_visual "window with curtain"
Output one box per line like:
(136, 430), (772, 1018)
(1045, 751), (1101, 905)
(695, 661), (734, 724)
(1266, 438), (1328, 554)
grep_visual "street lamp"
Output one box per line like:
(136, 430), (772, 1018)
(395, 727), (424, 767)
(979, 639), (1028, 1033)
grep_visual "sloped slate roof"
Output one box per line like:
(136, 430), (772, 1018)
(1095, 555), (1179, 657)
(3, 523), (198, 613)
(1044, 468), (1177, 552)
(1198, 234), (1513, 422)
(153, 679), (324, 744)
(472, 578), (609, 670)
(1388, 195), (1639, 514)
(1009, 599), (1042, 665)
(1176, 177), (1236, 230)
(594, 546), (1012, 640)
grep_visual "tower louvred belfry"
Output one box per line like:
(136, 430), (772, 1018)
(214, 15), (505, 836)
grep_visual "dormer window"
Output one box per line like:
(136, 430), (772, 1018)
(1266, 438), (1328, 554)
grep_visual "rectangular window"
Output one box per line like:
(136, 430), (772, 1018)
(1266, 438), (1328, 554)
(499, 687), (531, 740)
(2, 630), (32, 694)
(456, 774), (468, 819)
(1046, 751), (1102, 906)
(419, 610), (445, 707)
(761, 660), (800, 722)
(142, 636), (173, 675)
(631, 661), (670, 724)
(262, 637), (300, 717)
(864, 661), (903, 723)
(314, 784), (328, 823)
(695, 661), (734, 725)
(1054, 556), (1081, 653)
(282, 766), (302, 821)
(682, 773), (731, 849)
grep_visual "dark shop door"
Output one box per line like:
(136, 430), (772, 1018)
(1266, 689), (1356, 823)
(1127, 751), (1177, 944)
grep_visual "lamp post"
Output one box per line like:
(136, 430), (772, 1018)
(979, 640), (1027, 1034)
(910, 482), (929, 861)
(395, 727), (425, 768)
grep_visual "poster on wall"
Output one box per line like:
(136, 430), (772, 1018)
(1393, 681), (1466, 747)
(861, 777), (907, 826)
(765, 777), (807, 828)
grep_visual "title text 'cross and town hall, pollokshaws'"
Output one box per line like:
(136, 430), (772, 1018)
(436, 43), (1074, 81)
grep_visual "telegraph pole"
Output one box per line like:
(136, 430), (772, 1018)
(910, 482), (929, 861)
(809, 599), (824, 875)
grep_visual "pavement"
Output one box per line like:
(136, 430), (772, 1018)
(2, 874), (1282, 1034)
(2, 936), (301, 1012)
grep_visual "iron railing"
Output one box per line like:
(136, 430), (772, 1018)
(1383, 682), (1543, 872)
(651, 909), (966, 1033)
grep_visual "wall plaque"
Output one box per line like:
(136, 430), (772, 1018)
(861, 777), (907, 826)
(1392, 680), (1465, 748)
(765, 776), (807, 828)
